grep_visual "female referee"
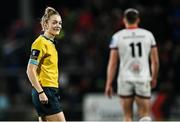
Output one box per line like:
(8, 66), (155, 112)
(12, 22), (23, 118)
(26, 7), (66, 121)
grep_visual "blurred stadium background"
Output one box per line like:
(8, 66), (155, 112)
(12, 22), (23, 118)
(0, 0), (180, 121)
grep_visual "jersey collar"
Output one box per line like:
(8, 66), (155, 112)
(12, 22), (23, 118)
(126, 26), (138, 29)
(41, 35), (56, 44)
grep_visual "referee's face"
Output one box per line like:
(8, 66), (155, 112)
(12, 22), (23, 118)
(46, 15), (62, 36)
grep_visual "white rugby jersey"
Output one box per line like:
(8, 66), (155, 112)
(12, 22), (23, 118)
(110, 28), (156, 82)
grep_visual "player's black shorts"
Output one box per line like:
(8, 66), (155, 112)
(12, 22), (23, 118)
(31, 87), (63, 116)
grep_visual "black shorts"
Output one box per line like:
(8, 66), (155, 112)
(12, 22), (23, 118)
(31, 87), (63, 116)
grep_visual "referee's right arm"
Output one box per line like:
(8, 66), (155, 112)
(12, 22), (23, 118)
(26, 63), (43, 93)
(26, 63), (48, 104)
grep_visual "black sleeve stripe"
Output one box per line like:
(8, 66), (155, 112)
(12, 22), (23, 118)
(151, 45), (157, 48)
(110, 47), (118, 50)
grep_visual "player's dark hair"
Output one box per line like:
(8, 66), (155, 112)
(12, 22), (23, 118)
(41, 7), (60, 31)
(124, 8), (139, 24)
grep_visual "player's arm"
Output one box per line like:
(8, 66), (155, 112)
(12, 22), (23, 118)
(26, 63), (43, 93)
(26, 41), (48, 104)
(150, 46), (159, 88)
(26, 63), (48, 104)
(105, 49), (119, 98)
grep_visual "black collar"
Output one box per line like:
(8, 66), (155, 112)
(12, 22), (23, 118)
(41, 35), (56, 44)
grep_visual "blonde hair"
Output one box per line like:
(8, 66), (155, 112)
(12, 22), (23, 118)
(41, 7), (60, 31)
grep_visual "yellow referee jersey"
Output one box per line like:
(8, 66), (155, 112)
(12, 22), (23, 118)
(28, 35), (59, 88)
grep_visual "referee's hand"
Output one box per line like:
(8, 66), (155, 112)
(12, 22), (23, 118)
(39, 92), (48, 104)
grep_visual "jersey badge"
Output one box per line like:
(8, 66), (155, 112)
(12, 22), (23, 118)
(30, 49), (40, 60)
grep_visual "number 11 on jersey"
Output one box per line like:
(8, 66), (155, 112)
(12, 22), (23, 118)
(129, 42), (142, 57)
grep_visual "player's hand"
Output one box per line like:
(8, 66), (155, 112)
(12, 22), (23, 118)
(151, 79), (157, 89)
(39, 92), (48, 104)
(105, 85), (113, 99)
